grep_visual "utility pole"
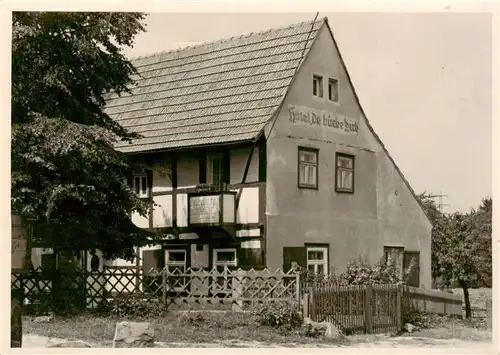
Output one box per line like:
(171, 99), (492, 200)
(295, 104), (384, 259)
(427, 191), (450, 213)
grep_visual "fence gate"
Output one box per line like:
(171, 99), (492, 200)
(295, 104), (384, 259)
(305, 284), (401, 335)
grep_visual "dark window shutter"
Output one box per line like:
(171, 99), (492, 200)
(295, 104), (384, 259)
(156, 249), (165, 269)
(223, 151), (230, 184)
(146, 169), (153, 192)
(237, 248), (264, 269)
(41, 253), (56, 272)
(143, 249), (164, 273)
(199, 153), (207, 183)
(283, 247), (306, 272)
(403, 251), (420, 287)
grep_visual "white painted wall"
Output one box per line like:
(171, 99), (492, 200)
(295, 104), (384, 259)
(131, 211), (149, 228)
(236, 228), (261, 237)
(232, 187), (259, 224)
(177, 193), (188, 227)
(230, 147), (260, 184)
(152, 195), (173, 227)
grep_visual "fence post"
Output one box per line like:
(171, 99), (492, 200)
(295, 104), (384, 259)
(396, 285), (402, 331)
(232, 269), (244, 312)
(302, 293), (309, 318)
(20, 275), (25, 306)
(295, 271), (301, 303)
(162, 268), (166, 306)
(364, 285), (373, 334)
(310, 288), (315, 321)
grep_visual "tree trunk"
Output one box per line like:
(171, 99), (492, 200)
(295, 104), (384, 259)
(460, 281), (472, 320)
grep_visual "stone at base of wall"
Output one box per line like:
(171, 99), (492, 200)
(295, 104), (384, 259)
(113, 322), (155, 348)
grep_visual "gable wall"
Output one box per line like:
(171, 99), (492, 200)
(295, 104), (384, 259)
(265, 23), (431, 287)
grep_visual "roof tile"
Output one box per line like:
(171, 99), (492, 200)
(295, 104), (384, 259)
(105, 19), (324, 153)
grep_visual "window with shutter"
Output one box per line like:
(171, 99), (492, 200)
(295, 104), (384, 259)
(283, 247), (307, 272)
(403, 251), (420, 287)
(237, 248), (264, 269)
(384, 246), (404, 280)
(142, 249), (163, 294)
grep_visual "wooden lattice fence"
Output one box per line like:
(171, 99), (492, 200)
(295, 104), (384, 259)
(163, 267), (300, 310)
(303, 284), (401, 335)
(11, 267), (300, 312)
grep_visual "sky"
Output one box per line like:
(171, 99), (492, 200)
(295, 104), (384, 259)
(122, 11), (492, 213)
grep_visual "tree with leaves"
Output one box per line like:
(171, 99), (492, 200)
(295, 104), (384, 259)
(468, 197), (492, 288)
(419, 193), (492, 319)
(12, 12), (156, 263)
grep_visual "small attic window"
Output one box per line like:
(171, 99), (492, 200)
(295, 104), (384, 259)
(313, 75), (323, 98)
(328, 78), (338, 102)
(133, 174), (148, 198)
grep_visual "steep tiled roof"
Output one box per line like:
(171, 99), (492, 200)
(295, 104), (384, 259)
(103, 19), (324, 153)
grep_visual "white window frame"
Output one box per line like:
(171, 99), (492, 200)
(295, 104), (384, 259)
(213, 248), (237, 268)
(165, 249), (187, 291)
(328, 78), (339, 102)
(312, 74), (324, 98)
(306, 247), (328, 276)
(133, 174), (149, 198)
(212, 248), (237, 293)
(335, 153), (354, 193)
(298, 147), (318, 189)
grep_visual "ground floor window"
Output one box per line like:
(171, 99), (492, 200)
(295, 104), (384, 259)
(165, 249), (188, 291)
(403, 251), (420, 287)
(165, 249), (187, 272)
(212, 248), (237, 294)
(213, 248), (237, 269)
(384, 246), (404, 279)
(306, 246), (328, 276)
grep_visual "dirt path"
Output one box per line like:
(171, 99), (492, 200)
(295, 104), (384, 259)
(22, 333), (493, 349)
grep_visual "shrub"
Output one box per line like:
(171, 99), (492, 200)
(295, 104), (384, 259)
(401, 297), (450, 329)
(299, 267), (340, 289)
(338, 258), (403, 285)
(251, 300), (303, 330)
(299, 256), (417, 288)
(102, 294), (166, 318)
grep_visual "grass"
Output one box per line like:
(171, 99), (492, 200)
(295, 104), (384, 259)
(22, 311), (348, 347)
(450, 288), (492, 319)
(22, 287), (493, 347)
(398, 287), (492, 343)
